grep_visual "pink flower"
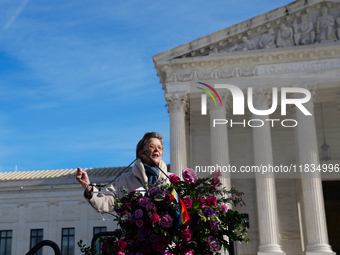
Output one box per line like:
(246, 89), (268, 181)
(181, 229), (193, 241)
(206, 196), (217, 207)
(160, 213), (173, 228)
(182, 168), (198, 184)
(184, 250), (194, 255)
(114, 240), (127, 251)
(150, 214), (160, 223)
(136, 219), (144, 227)
(207, 236), (219, 252)
(117, 251), (125, 255)
(169, 174), (180, 184)
(182, 198), (192, 209)
(220, 204), (228, 212)
(212, 170), (222, 178)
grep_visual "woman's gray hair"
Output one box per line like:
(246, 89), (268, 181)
(136, 132), (164, 158)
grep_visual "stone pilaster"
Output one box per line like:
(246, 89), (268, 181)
(208, 92), (231, 191)
(47, 201), (59, 255)
(335, 94), (340, 113)
(16, 203), (28, 255)
(165, 93), (188, 177)
(251, 88), (285, 255)
(293, 84), (335, 255)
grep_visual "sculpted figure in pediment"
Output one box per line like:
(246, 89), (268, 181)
(316, 7), (336, 42)
(336, 17), (340, 40)
(293, 14), (315, 45)
(228, 36), (256, 52)
(259, 28), (276, 49)
(276, 23), (294, 47)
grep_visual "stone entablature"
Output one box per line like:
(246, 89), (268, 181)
(159, 44), (340, 84)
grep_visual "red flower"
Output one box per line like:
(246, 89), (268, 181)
(197, 196), (205, 204)
(179, 242), (189, 253)
(150, 214), (160, 223)
(206, 196), (217, 207)
(152, 237), (169, 253)
(165, 194), (176, 203)
(129, 190), (136, 198)
(181, 229), (193, 241)
(114, 240), (127, 251)
(182, 198), (193, 209)
(169, 174), (180, 184)
(101, 243), (109, 255)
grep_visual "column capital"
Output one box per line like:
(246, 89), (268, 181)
(165, 93), (188, 114)
(207, 92), (230, 112)
(251, 87), (272, 109)
(292, 83), (317, 101)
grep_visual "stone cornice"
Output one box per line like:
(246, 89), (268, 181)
(157, 44), (340, 85)
(153, 0), (340, 63)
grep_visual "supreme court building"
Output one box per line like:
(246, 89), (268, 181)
(1, 1), (340, 255)
(153, 0), (340, 255)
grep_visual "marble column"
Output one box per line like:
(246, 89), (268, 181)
(208, 92), (231, 191)
(293, 84), (335, 255)
(165, 93), (188, 177)
(251, 88), (285, 255)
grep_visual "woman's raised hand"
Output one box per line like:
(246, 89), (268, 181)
(76, 167), (90, 190)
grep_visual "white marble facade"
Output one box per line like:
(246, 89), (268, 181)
(0, 169), (121, 255)
(153, 0), (340, 255)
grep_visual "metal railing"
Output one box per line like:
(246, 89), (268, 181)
(26, 240), (61, 255)
(91, 231), (117, 255)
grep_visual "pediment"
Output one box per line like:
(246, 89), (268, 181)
(153, 0), (340, 63)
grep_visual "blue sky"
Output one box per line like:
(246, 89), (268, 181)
(0, 0), (293, 172)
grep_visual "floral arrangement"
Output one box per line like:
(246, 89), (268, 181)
(78, 169), (249, 255)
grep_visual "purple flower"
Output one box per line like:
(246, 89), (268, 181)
(182, 168), (198, 183)
(137, 231), (144, 241)
(136, 253), (143, 255)
(160, 213), (173, 228)
(149, 187), (159, 195)
(146, 203), (157, 212)
(207, 235), (219, 252)
(139, 197), (151, 207)
(136, 219), (144, 227)
(204, 208), (214, 218)
(135, 209), (143, 218)
(149, 233), (159, 243)
(130, 213), (136, 221)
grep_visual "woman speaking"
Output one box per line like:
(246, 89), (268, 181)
(76, 132), (169, 213)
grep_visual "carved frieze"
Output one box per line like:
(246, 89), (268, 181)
(165, 66), (259, 83)
(174, 5), (340, 59)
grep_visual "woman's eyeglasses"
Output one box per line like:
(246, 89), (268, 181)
(148, 144), (164, 151)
